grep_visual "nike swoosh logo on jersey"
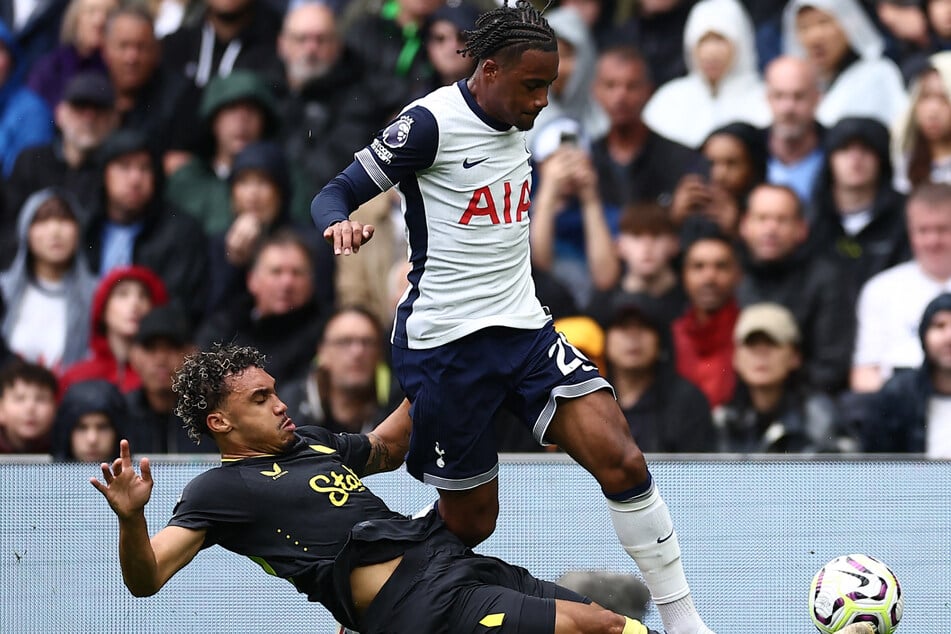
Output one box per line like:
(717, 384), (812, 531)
(463, 157), (488, 169)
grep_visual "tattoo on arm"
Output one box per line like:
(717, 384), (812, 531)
(365, 432), (395, 474)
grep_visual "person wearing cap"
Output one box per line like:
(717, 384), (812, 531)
(862, 292), (951, 456)
(714, 302), (849, 453)
(529, 116), (620, 309)
(738, 183), (855, 394)
(0, 188), (98, 374)
(807, 116), (909, 300)
(83, 128), (209, 322)
(5, 71), (120, 230)
(603, 293), (716, 453)
(50, 378), (127, 463)
(277, 2), (386, 195)
(125, 303), (203, 454)
(165, 70), (284, 236)
(672, 229), (743, 408)
(0, 18), (54, 177)
(25, 0), (117, 111)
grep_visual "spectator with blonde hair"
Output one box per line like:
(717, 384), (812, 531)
(893, 51), (951, 192)
(26, 0), (117, 110)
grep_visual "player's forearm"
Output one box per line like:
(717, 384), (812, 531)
(117, 512), (162, 597)
(364, 399), (412, 474)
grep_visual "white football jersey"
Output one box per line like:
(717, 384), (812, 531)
(353, 80), (549, 349)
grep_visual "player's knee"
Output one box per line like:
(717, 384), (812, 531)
(592, 441), (648, 494)
(438, 494), (499, 546)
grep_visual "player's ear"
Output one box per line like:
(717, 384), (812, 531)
(206, 411), (231, 434)
(481, 58), (499, 80)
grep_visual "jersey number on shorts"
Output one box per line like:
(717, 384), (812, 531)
(548, 333), (597, 376)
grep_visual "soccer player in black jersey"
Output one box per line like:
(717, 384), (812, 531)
(91, 344), (657, 634)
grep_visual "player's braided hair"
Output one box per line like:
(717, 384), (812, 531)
(172, 343), (267, 443)
(458, 0), (556, 62)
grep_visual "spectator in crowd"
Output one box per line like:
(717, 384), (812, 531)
(282, 305), (403, 433)
(782, 0), (907, 128)
(642, 0), (771, 150)
(737, 183), (855, 394)
(419, 3), (478, 92)
(862, 292), (951, 456)
(586, 201), (686, 334)
(809, 117), (910, 300)
(893, 51), (951, 193)
(608, 0), (693, 88)
(161, 0), (283, 90)
(138, 0), (205, 38)
(602, 292), (716, 453)
(206, 140), (297, 314)
(590, 44), (699, 210)
(530, 6), (607, 143)
(5, 71), (119, 228)
(672, 229), (743, 408)
(343, 0), (441, 118)
(84, 129), (209, 320)
(101, 6), (189, 153)
(334, 190), (407, 331)
(124, 303), (204, 454)
(762, 55), (824, 206)
(26, 0), (116, 110)
(0, 360), (58, 454)
(671, 122), (767, 239)
(50, 379), (126, 462)
(874, 0), (951, 81)
(529, 117), (619, 309)
(0, 189), (98, 374)
(2, 0), (69, 76)
(197, 229), (327, 389)
(59, 265), (169, 394)
(276, 1), (385, 194)
(166, 70), (281, 235)
(852, 183), (951, 393)
(0, 19), (55, 176)
(715, 302), (850, 453)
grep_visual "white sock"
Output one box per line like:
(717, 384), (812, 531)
(606, 483), (714, 634)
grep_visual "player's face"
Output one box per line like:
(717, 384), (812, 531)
(487, 48), (559, 130)
(218, 367), (296, 452)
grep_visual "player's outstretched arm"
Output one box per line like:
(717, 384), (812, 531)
(364, 399), (412, 475)
(90, 439), (205, 597)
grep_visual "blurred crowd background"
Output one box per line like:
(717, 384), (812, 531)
(2, 0), (951, 464)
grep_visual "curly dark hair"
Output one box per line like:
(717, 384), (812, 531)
(458, 0), (556, 63)
(172, 344), (267, 443)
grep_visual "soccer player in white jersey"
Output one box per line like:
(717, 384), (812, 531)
(312, 2), (715, 633)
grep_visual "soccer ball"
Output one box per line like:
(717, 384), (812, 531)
(809, 554), (903, 633)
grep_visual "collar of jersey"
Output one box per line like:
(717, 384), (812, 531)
(456, 79), (511, 132)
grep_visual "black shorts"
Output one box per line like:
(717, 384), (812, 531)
(360, 529), (589, 634)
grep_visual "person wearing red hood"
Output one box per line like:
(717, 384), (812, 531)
(59, 265), (168, 395)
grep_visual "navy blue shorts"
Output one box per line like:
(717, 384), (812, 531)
(391, 322), (612, 490)
(360, 528), (589, 634)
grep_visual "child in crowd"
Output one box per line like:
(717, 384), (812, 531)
(0, 361), (58, 454)
(50, 379), (127, 463)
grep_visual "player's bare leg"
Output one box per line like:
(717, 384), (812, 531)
(436, 477), (499, 546)
(554, 600), (659, 634)
(545, 389), (714, 634)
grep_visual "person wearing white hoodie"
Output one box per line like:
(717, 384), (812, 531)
(642, 0), (771, 149)
(782, 0), (908, 129)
